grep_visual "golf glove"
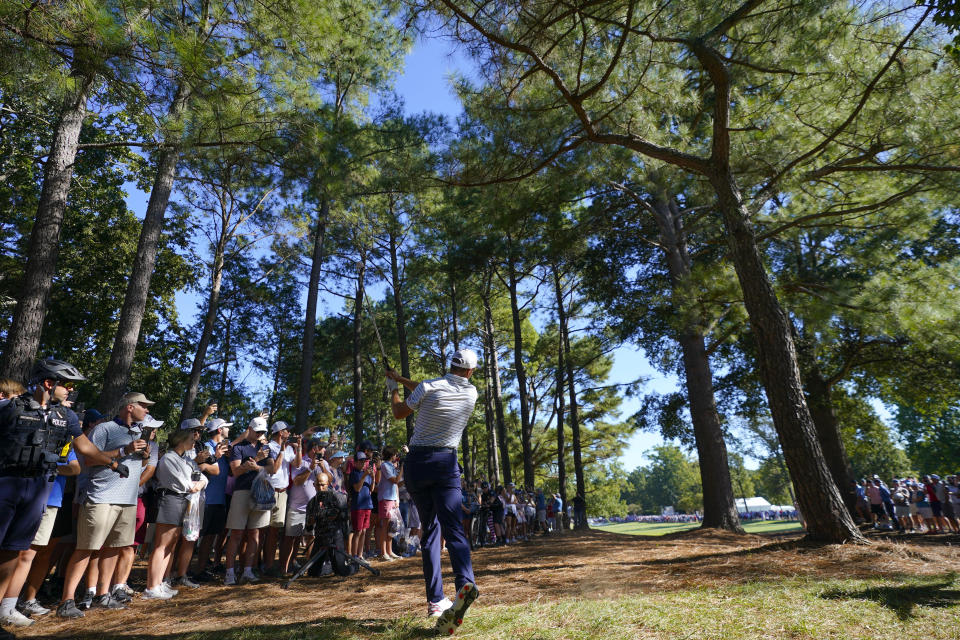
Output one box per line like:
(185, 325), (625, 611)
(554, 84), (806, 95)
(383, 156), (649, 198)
(386, 377), (398, 392)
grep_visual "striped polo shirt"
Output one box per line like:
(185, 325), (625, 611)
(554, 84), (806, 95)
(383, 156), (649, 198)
(407, 373), (478, 449)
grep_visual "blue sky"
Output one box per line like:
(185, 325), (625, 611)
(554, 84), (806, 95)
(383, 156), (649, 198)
(124, 33), (679, 472)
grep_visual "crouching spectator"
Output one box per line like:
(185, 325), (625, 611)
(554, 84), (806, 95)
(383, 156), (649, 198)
(143, 430), (207, 599)
(304, 473), (353, 577)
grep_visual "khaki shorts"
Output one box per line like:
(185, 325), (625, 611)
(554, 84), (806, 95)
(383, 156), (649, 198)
(270, 491), (288, 528)
(77, 503), (136, 550)
(226, 490), (270, 531)
(32, 506), (59, 547)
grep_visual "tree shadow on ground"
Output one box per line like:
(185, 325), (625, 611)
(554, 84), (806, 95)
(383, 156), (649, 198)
(819, 573), (960, 620)
(633, 538), (807, 567)
(23, 615), (440, 640)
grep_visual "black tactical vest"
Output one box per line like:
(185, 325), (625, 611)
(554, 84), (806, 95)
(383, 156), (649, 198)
(0, 395), (71, 476)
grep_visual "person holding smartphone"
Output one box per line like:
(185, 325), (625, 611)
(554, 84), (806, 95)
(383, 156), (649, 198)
(348, 449), (376, 560)
(142, 429), (207, 599)
(223, 417), (271, 585)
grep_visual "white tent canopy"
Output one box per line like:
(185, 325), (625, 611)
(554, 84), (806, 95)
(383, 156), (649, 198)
(734, 496), (773, 512)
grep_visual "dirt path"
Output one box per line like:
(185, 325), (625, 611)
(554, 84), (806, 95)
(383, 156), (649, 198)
(18, 529), (960, 639)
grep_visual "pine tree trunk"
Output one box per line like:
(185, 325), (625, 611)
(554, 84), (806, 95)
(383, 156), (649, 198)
(482, 339), (501, 483)
(352, 255), (366, 449)
(506, 258), (534, 489)
(711, 170), (863, 543)
(295, 197), (328, 433)
(0, 62), (95, 381)
(554, 269), (585, 525)
(269, 333), (282, 423)
(649, 195), (743, 532)
(219, 310), (232, 405)
(180, 241), (226, 421)
(97, 82), (191, 413)
(387, 225), (414, 441)
(797, 345), (858, 516)
(555, 311), (567, 510)
(483, 276), (511, 485)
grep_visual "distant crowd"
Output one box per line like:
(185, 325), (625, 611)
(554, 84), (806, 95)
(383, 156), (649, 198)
(854, 475), (960, 534)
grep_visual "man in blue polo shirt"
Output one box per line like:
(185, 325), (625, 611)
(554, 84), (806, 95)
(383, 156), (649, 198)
(386, 349), (480, 635)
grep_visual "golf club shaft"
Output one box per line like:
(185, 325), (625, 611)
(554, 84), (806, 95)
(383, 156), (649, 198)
(363, 294), (391, 369)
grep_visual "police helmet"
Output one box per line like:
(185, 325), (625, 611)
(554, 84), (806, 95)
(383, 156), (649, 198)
(30, 358), (86, 384)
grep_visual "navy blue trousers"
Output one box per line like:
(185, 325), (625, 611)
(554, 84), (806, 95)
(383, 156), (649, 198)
(403, 448), (475, 603)
(0, 475), (49, 551)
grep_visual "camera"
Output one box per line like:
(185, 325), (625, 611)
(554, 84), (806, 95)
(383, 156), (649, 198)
(191, 471), (202, 482)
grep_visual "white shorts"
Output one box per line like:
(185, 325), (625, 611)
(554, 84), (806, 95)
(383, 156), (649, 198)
(285, 510), (306, 537)
(226, 490), (271, 531)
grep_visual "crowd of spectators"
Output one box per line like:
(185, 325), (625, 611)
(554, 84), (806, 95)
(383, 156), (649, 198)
(854, 474), (960, 534)
(0, 367), (572, 637)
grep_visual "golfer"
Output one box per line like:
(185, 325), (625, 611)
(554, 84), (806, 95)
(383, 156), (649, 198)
(386, 350), (480, 635)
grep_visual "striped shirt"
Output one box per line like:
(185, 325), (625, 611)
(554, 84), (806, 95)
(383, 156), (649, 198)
(407, 373), (478, 448)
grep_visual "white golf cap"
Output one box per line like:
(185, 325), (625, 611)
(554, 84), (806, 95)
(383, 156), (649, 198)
(450, 348), (478, 370)
(249, 416), (268, 432)
(179, 418), (203, 430)
(207, 417), (233, 432)
(271, 421), (290, 434)
(142, 415), (164, 429)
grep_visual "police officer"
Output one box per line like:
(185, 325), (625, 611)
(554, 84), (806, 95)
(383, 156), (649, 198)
(0, 359), (86, 630)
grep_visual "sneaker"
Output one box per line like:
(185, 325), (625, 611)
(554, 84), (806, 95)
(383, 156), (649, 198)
(428, 597), (453, 618)
(56, 600), (85, 619)
(436, 583), (479, 635)
(191, 570), (212, 584)
(78, 590), (95, 610)
(0, 608), (34, 627)
(17, 599), (51, 616)
(173, 575), (200, 589)
(223, 573), (237, 586)
(91, 594), (126, 610)
(240, 572), (260, 584)
(113, 583), (136, 596)
(142, 587), (174, 600)
(159, 582), (179, 597)
(110, 587), (132, 604)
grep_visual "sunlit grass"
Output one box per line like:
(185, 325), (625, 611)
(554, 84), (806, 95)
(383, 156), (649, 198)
(163, 573), (960, 640)
(593, 519), (804, 536)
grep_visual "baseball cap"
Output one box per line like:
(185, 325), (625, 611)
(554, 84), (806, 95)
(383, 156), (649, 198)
(271, 421), (290, 434)
(179, 418), (203, 430)
(82, 408), (104, 429)
(249, 416), (268, 432)
(450, 349), (478, 370)
(121, 391), (155, 406)
(331, 450), (349, 459)
(207, 417), (233, 432)
(356, 452), (367, 460)
(141, 415), (164, 429)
